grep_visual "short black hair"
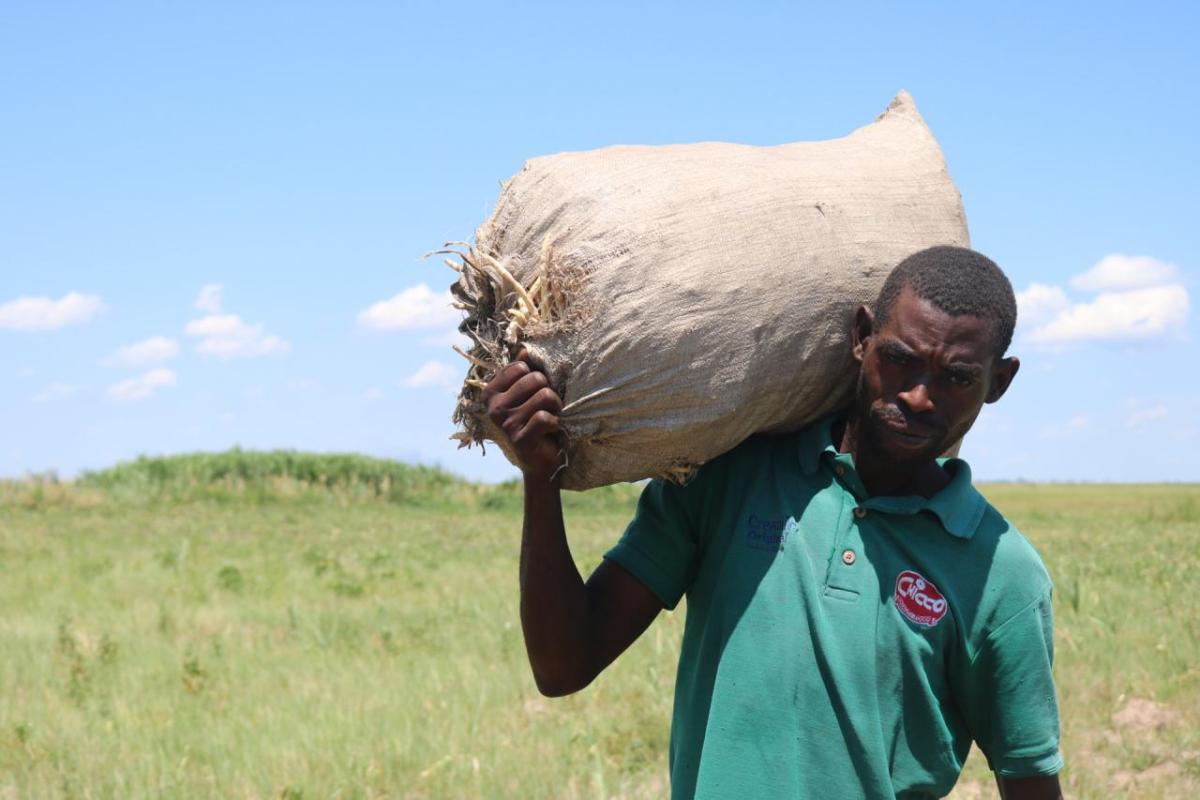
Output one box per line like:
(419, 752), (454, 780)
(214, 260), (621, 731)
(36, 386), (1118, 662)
(873, 246), (1017, 357)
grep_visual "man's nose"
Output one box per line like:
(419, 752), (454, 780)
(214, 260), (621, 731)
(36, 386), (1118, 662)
(898, 380), (935, 414)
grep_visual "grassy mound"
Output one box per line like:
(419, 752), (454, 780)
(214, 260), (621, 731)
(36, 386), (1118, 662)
(2, 449), (643, 510)
(77, 449), (464, 504)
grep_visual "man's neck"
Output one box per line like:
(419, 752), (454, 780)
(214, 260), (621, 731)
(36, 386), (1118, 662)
(834, 416), (951, 499)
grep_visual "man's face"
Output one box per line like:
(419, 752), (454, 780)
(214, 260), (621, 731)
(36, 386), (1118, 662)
(851, 285), (1019, 465)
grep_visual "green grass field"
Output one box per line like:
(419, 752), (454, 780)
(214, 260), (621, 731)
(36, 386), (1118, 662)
(1, 453), (1197, 798)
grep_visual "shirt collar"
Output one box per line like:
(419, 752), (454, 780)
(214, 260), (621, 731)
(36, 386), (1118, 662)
(798, 415), (838, 475)
(797, 414), (987, 540)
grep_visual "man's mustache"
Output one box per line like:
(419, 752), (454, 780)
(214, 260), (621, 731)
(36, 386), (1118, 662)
(872, 404), (944, 437)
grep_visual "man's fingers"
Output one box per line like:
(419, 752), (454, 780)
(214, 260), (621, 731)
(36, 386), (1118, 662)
(514, 385), (564, 418)
(489, 371), (551, 422)
(481, 360), (531, 404)
(512, 409), (562, 446)
(500, 386), (563, 440)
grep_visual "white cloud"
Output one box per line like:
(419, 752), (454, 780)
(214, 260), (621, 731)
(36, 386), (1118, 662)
(1127, 404), (1168, 428)
(186, 314), (245, 337)
(103, 336), (179, 367)
(1016, 284), (1070, 331)
(364, 387), (385, 401)
(1027, 284), (1189, 345)
(1018, 253), (1191, 346)
(1068, 414), (1089, 431)
(358, 284), (460, 331)
(107, 368), (177, 402)
(185, 313), (289, 358)
(1070, 254), (1180, 292)
(0, 292), (106, 331)
(33, 382), (80, 402)
(195, 284), (223, 313)
(404, 360), (458, 390)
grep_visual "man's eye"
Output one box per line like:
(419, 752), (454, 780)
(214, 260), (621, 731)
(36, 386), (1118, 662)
(948, 373), (975, 387)
(885, 351), (910, 366)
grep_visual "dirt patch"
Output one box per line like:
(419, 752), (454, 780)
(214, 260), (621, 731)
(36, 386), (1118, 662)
(522, 695), (550, 719)
(1067, 696), (1200, 798)
(626, 770), (669, 799)
(1112, 696), (1180, 735)
(945, 779), (986, 799)
(1113, 760), (1187, 794)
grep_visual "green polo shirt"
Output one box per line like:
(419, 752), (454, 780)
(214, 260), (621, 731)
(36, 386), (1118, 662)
(604, 417), (1062, 799)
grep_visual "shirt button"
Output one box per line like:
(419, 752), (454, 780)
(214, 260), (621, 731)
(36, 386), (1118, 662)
(835, 464), (846, 477)
(853, 506), (867, 519)
(841, 549), (856, 565)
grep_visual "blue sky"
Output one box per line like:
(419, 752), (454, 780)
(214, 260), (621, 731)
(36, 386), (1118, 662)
(2, 2), (1196, 483)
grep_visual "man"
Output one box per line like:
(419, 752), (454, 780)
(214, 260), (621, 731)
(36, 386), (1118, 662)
(483, 246), (1063, 799)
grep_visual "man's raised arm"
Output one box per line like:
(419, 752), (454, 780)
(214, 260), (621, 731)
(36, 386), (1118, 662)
(483, 355), (664, 697)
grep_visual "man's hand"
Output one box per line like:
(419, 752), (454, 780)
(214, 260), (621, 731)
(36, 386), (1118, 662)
(483, 353), (564, 483)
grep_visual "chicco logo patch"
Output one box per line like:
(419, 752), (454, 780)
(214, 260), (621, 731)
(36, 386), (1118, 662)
(894, 570), (948, 627)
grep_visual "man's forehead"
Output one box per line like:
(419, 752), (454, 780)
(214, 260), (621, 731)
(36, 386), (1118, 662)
(877, 288), (995, 362)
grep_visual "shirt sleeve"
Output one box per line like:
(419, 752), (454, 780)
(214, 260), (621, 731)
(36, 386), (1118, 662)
(956, 587), (1063, 778)
(603, 474), (707, 611)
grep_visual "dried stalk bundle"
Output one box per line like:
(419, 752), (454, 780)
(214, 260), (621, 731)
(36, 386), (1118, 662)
(446, 92), (969, 490)
(437, 235), (584, 450)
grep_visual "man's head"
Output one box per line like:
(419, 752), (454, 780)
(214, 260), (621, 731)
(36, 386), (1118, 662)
(850, 246), (1020, 466)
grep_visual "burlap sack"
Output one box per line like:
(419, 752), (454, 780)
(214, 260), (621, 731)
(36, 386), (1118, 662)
(444, 91), (969, 490)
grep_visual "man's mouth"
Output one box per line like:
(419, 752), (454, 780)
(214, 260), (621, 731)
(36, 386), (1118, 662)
(879, 417), (940, 447)
(886, 426), (934, 446)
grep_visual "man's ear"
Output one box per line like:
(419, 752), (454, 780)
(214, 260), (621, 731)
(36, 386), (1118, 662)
(852, 305), (874, 364)
(985, 356), (1020, 403)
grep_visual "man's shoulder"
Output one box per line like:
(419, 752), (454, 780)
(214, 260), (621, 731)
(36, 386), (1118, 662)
(972, 500), (1051, 582)
(688, 430), (806, 484)
(957, 496), (1055, 642)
